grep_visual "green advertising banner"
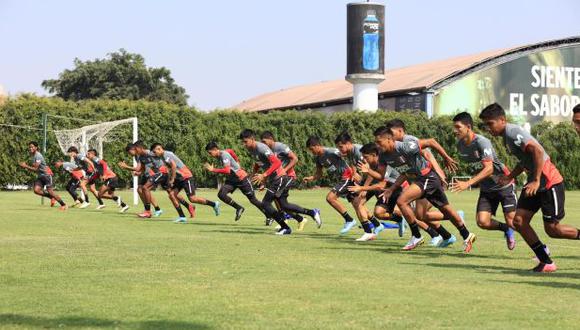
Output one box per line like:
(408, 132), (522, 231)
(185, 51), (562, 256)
(433, 45), (580, 125)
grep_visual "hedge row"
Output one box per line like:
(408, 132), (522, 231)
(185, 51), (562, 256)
(1, 96), (579, 189)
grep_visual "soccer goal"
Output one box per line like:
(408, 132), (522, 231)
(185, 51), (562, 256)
(53, 117), (139, 205)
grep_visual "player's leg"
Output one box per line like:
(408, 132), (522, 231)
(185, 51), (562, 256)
(512, 207), (555, 272)
(261, 185), (291, 234)
(217, 182), (246, 221)
(66, 179), (84, 205)
(352, 195), (377, 241)
(541, 184), (580, 240)
(278, 193), (322, 229)
(396, 183), (426, 250)
(109, 178), (128, 212)
(238, 178), (269, 220)
(182, 177), (220, 216)
(476, 189), (516, 250)
(79, 179), (90, 204)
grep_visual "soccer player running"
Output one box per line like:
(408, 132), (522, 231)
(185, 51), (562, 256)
(151, 143), (220, 223)
(85, 149), (129, 213)
(573, 104), (580, 136)
(239, 129), (293, 235)
(479, 103), (580, 272)
(374, 126), (477, 252)
(18, 141), (67, 210)
(204, 142), (266, 221)
(54, 160), (86, 207)
(304, 136), (359, 235)
(260, 131), (322, 230)
(67, 146), (104, 209)
(450, 112), (516, 250)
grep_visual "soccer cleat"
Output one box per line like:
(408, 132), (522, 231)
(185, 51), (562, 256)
(173, 217), (187, 224)
(116, 197), (122, 207)
(235, 207), (245, 221)
(119, 205), (130, 213)
(402, 236), (424, 250)
(58, 205), (68, 211)
(79, 202), (90, 209)
(397, 220), (406, 237)
(138, 211), (152, 218)
(96, 204), (106, 210)
(188, 204), (196, 218)
(275, 228), (292, 235)
(50, 198), (56, 207)
(505, 228), (516, 251)
(212, 201), (221, 216)
(532, 262), (557, 273)
(312, 209), (322, 228)
(429, 235), (443, 247)
(356, 233), (377, 241)
(265, 218), (275, 226)
(73, 200), (81, 207)
(339, 221), (357, 235)
(532, 246), (551, 262)
(284, 213), (293, 220)
(463, 233), (477, 253)
(153, 209), (164, 217)
(457, 210), (465, 221)
(297, 219), (308, 232)
(438, 234), (457, 248)
(373, 224), (385, 235)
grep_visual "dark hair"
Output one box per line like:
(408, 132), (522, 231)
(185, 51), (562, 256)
(28, 141), (39, 147)
(452, 112), (474, 128)
(260, 131), (275, 140)
(87, 148), (98, 156)
(306, 136), (321, 147)
(67, 146), (79, 153)
(386, 119), (406, 130)
(373, 126), (393, 137)
(125, 143), (135, 152)
(150, 143), (163, 150)
(205, 141), (219, 151)
(360, 143), (379, 155)
(479, 103), (506, 120)
(239, 129), (255, 140)
(573, 103), (580, 115)
(133, 140), (146, 148)
(334, 131), (352, 144)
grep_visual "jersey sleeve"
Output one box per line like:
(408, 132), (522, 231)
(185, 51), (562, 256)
(395, 141), (420, 157)
(507, 125), (533, 151)
(477, 137), (494, 163)
(257, 143), (273, 157)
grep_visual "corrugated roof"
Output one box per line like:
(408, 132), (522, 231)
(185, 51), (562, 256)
(234, 37), (580, 112)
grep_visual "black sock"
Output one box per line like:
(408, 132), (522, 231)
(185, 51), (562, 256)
(154, 205), (161, 211)
(205, 200), (216, 207)
(531, 241), (552, 264)
(391, 213), (403, 222)
(496, 221), (509, 232)
(120, 201), (127, 207)
(57, 199), (65, 206)
(362, 221), (374, 234)
(342, 211), (354, 223)
(292, 213), (304, 222)
(179, 199), (189, 207)
(276, 213), (290, 230)
(144, 203), (151, 211)
(576, 230), (580, 240)
(425, 227), (439, 238)
(435, 225), (452, 240)
(369, 216), (381, 228)
(176, 207), (186, 218)
(228, 200), (243, 210)
(97, 197), (104, 205)
(409, 222), (421, 238)
(85, 195), (90, 203)
(43, 192), (52, 198)
(457, 224), (470, 240)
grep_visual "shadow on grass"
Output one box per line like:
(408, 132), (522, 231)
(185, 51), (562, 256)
(0, 314), (210, 329)
(494, 279), (580, 291)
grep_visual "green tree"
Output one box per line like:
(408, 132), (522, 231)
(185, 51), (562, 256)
(41, 49), (188, 105)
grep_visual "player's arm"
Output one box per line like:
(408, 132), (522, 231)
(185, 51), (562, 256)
(303, 164), (323, 183)
(450, 161), (493, 193)
(422, 149), (447, 185)
(18, 161), (38, 172)
(380, 173), (407, 201)
(419, 138), (459, 172)
(253, 154), (282, 184)
(168, 160), (177, 185)
(284, 151), (298, 173)
(118, 160), (138, 171)
(358, 161), (385, 181)
(522, 141), (545, 195)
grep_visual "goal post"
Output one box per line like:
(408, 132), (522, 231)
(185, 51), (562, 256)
(53, 117), (140, 205)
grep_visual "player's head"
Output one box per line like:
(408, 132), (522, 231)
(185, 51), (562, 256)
(334, 131), (353, 155)
(150, 143), (164, 157)
(373, 126), (396, 152)
(205, 141), (220, 158)
(360, 142), (379, 166)
(479, 103), (507, 136)
(239, 129), (257, 149)
(87, 148), (98, 159)
(306, 136), (323, 155)
(125, 143), (136, 156)
(452, 112), (474, 140)
(133, 140), (147, 154)
(573, 103), (580, 136)
(386, 119), (406, 140)
(260, 131), (276, 148)
(27, 141), (38, 154)
(67, 146), (79, 157)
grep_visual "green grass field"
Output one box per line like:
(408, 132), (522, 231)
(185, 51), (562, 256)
(1, 188), (579, 329)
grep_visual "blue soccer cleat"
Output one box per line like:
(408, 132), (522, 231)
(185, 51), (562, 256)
(438, 234), (457, 248)
(213, 201), (221, 216)
(373, 224), (385, 235)
(340, 221), (357, 235)
(153, 209), (163, 217)
(457, 210), (465, 221)
(429, 235), (443, 246)
(505, 228), (516, 250)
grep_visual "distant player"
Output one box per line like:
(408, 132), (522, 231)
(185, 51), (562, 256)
(151, 143), (220, 223)
(260, 131), (322, 230)
(18, 141), (67, 210)
(573, 104), (580, 136)
(480, 103), (580, 272)
(304, 136), (358, 234)
(239, 129), (293, 235)
(450, 112), (516, 250)
(54, 160), (86, 207)
(204, 141), (266, 221)
(85, 149), (129, 213)
(373, 126), (477, 252)
(67, 146), (104, 209)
